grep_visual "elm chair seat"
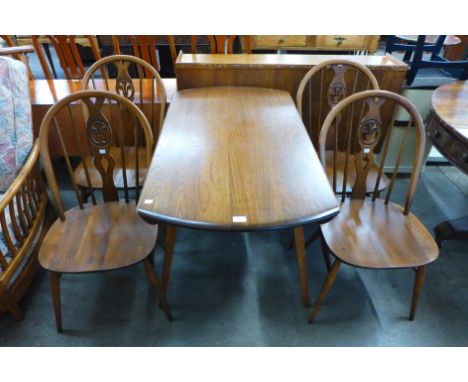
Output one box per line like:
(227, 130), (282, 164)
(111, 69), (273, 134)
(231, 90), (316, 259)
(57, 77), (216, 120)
(321, 199), (439, 269)
(39, 201), (157, 273)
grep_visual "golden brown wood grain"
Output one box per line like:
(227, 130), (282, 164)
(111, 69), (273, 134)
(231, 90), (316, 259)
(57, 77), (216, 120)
(39, 201), (158, 273)
(137, 86), (339, 231)
(175, 53), (407, 153)
(320, 199), (438, 269)
(427, 81), (468, 173)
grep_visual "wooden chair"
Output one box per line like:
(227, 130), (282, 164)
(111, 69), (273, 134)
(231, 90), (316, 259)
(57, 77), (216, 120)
(32, 35), (101, 80)
(308, 90), (439, 323)
(76, 55), (167, 194)
(38, 90), (172, 332)
(190, 35), (252, 54)
(111, 36), (177, 74)
(296, 59), (389, 194)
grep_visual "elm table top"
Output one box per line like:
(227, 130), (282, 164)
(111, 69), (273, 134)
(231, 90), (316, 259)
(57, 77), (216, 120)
(137, 86), (339, 231)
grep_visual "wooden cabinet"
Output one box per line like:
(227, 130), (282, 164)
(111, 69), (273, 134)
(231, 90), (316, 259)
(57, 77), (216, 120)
(248, 35), (380, 53)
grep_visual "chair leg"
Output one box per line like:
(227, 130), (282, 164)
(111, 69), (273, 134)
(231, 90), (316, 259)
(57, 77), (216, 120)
(409, 266), (426, 321)
(49, 271), (62, 333)
(308, 259), (341, 323)
(0, 286), (24, 321)
(143, 257), (173, 322)
(319, 231), (332, 272)
(304, 227), (321, 249)
(161, 224), (177, 296)
(294, 226), (310, 307)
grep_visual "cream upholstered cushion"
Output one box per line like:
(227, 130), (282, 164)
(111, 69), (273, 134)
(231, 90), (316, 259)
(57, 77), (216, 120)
(0, 56), (33, 192)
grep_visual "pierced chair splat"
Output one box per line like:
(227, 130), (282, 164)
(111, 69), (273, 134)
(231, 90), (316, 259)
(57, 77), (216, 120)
(75, 55), (167, 195)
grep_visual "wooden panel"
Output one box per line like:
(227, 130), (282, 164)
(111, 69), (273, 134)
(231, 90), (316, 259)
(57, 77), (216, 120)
(137, 86), (339, 231)
(254, 35), (307, 48)
(30, 78), (177, 156)
(251, 35), (380, 53)
(176, 53), (406, 96)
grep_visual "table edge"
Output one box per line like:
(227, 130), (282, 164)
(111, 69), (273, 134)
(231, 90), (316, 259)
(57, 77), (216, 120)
(136, 206), (340, 231)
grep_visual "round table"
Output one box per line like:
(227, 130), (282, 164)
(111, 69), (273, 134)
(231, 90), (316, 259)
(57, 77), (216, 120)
(396, 35), (461, 46)
(427, 80), (468, 246)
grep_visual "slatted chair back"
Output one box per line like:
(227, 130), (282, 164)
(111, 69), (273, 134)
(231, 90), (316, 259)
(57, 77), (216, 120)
(296, 59), (380, 151)
(81, 54), (167, 142)
(319, 90), (426, 214)
(39, 90), (154, 221)
(111, 36), (177, 75)
(190, 35), (251, 54)
(31, 35), (101, 80)
(0, 141), (47, 287)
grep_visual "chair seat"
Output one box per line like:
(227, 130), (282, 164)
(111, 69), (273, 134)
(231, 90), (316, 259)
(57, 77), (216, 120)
(74, 146), (148, 189)
(321, 198), (439, 269)
(38, 200), (158, 273)
(325, 151), (389, 193)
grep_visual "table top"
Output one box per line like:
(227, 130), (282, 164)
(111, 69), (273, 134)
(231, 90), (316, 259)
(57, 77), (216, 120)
(137, 86), (339, 231)
(396, 35), (461, 46)
(432, 81), (468, 142)
(29, 78), (177, 105)
(175, 53), (407, 71)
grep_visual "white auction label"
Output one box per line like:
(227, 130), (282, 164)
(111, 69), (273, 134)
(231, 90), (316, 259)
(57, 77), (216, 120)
(232, 216), (247, 223)
(144, 199), (153, 204)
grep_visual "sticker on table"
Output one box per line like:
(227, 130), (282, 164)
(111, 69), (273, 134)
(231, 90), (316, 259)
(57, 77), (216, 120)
(144, 199), (154, 204)
(232, 216), (247, 223)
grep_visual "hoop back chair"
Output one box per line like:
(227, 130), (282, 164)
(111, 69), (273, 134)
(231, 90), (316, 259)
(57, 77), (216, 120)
(308, 90), (439, 323)
(38, 90), (172, 332)
(32, 35), (101, 80)
(111, 36), (177, 75)
(76, 55), (167, 194)
(296, 59), (389, 194)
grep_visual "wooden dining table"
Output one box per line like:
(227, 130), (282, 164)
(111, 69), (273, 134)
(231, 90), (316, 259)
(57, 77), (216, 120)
(137, 86), (340, 306)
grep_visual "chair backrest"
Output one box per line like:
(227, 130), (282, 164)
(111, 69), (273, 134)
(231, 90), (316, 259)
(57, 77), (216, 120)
(39, 90), (154, 221)
(32, 35), (101, 80)
(111, 36), (177, 74)
(190, 35), (251, 54)
(319, 90), (426, 215)
(81, 54), (167, 142)
(296, 59), (380, 150)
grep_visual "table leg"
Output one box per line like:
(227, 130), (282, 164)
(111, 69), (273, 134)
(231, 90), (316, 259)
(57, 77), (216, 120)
(161, 224), (177, 296)
(294, 226), (310, 307)
(434, 215), (468, 247)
